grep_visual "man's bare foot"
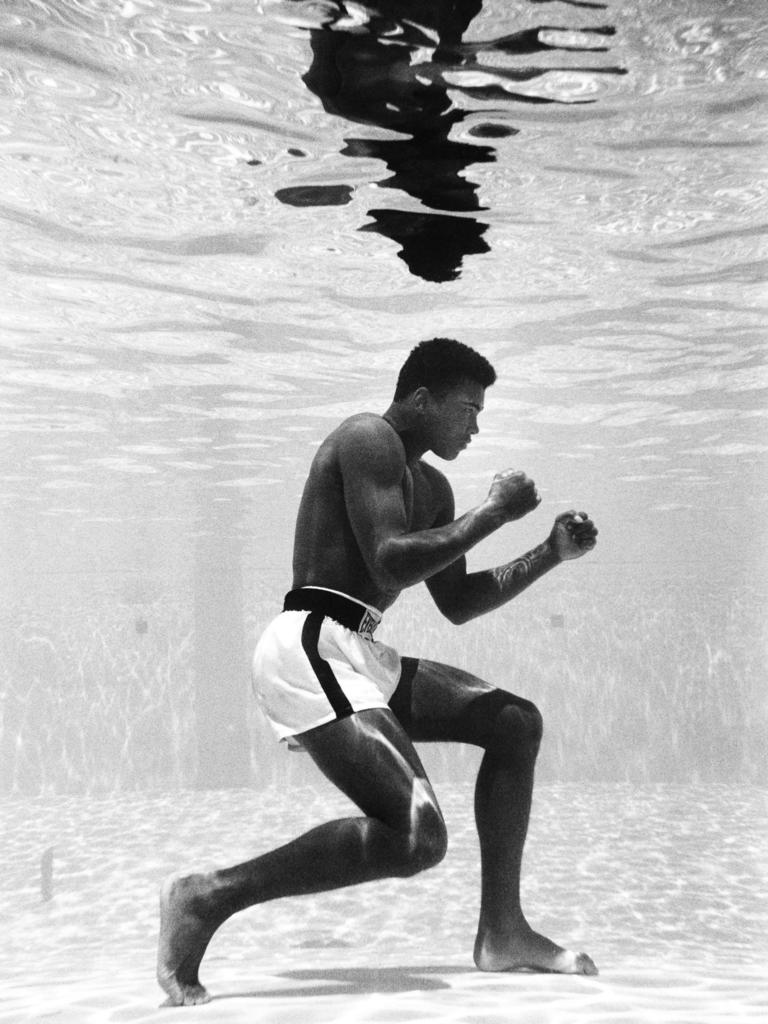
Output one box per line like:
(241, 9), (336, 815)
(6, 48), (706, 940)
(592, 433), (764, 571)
(157, 873), (223, 1006)
(474, 922), (598, 976)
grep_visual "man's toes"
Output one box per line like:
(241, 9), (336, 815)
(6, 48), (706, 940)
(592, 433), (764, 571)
(187, 985), (211, 1005)
(575, 952), (598, 976)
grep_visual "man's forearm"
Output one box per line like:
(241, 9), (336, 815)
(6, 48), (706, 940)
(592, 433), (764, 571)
(378, 502), (504, 590)
(455, 539), (561, 623)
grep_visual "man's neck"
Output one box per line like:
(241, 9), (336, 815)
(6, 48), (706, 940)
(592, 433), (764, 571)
(381, 404), (426, 462)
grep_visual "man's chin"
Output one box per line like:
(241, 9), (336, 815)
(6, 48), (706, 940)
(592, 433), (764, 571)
(431, 441), (466, 461)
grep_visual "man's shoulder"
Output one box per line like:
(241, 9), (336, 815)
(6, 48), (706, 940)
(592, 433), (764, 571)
(334, 413), (402, 449)
(336, 412), (391, 436)
(331, 414), (405, 469)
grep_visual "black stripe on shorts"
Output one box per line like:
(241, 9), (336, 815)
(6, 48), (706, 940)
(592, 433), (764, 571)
(300, 611), (354, 720)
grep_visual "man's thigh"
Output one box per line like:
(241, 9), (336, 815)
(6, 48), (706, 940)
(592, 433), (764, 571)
(390, 657), (538, 747)
(299, 706), (443, 830)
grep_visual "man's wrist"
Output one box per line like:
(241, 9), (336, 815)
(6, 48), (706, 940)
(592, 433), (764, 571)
(542, 537), (563, 568)
(477, 497), (509, 532)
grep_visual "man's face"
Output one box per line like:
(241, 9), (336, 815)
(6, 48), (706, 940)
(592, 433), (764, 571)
(425, 379), (485, 460)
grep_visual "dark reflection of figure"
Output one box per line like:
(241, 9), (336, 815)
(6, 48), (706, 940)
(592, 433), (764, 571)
(301, 0), (492, 282)
(276, 0), (623, 281)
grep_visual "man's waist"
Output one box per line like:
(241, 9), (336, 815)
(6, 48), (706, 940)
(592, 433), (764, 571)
(283, 587), (382, 637)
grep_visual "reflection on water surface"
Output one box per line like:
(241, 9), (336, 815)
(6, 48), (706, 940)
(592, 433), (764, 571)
(279, 0), (626, 279)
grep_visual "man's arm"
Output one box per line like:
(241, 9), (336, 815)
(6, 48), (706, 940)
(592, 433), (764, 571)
(338, 418), (539, 593)
(426, 508), (598, 625)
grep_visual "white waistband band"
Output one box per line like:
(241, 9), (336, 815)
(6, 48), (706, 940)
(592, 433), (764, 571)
(301, 586), (383, 623)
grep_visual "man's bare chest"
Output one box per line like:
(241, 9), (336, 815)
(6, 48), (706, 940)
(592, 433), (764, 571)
(403, 465), (438, 531)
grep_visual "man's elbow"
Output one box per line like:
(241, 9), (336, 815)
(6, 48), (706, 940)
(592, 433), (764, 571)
(375, 539), (432, 592)
(439, 599), (476, 626)
(372, 550), (409, 593)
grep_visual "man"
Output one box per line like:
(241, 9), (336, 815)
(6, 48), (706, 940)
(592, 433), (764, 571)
(157, 337), (599, 1006)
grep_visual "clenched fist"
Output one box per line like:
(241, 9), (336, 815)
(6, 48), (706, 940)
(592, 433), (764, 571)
(487, 470), (541, 522)
(549, 510), (598, 561)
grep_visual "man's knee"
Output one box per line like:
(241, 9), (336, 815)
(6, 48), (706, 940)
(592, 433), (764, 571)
(396, 806), (448, 877)
(490, 698), (543, 756)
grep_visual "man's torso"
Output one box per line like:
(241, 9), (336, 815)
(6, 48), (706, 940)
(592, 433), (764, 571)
(291, 413), (449, 610)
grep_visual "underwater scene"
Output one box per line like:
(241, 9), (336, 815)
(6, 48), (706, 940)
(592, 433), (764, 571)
(0, 0), (766, 1020)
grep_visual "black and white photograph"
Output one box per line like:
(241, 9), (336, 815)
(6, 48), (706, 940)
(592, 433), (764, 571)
(1, 1), (765, 1021)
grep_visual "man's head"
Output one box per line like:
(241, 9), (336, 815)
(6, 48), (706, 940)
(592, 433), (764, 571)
(393, 338), (496, 402)
(392, 339), (497, 460)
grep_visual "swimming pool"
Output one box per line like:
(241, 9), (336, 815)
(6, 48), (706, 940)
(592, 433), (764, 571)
(1, 0), (765, 794)
(1, 2), (766, 1019)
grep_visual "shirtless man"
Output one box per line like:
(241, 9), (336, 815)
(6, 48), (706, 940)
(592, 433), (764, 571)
(157, 337), (599, 1005)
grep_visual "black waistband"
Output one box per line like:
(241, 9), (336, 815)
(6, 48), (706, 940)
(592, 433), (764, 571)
(283, 588), (379, 635)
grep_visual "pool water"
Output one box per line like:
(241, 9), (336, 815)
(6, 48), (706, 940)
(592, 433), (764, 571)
(1, 1), (766, 1018)
(1, 0), (765, 793)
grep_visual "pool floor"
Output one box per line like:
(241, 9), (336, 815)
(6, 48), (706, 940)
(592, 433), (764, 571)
(2, 782), (766, 1023)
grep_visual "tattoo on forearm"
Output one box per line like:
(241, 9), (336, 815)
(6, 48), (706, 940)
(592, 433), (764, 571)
(492, 541), (551, 594)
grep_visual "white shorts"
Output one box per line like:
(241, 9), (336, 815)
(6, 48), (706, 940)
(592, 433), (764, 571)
(252, 587), (402, 746)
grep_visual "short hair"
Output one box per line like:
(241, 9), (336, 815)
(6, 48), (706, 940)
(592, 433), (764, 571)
(393, 338), (496, 401)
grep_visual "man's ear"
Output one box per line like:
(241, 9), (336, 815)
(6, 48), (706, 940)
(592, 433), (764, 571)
(412, 386), (431, 414)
